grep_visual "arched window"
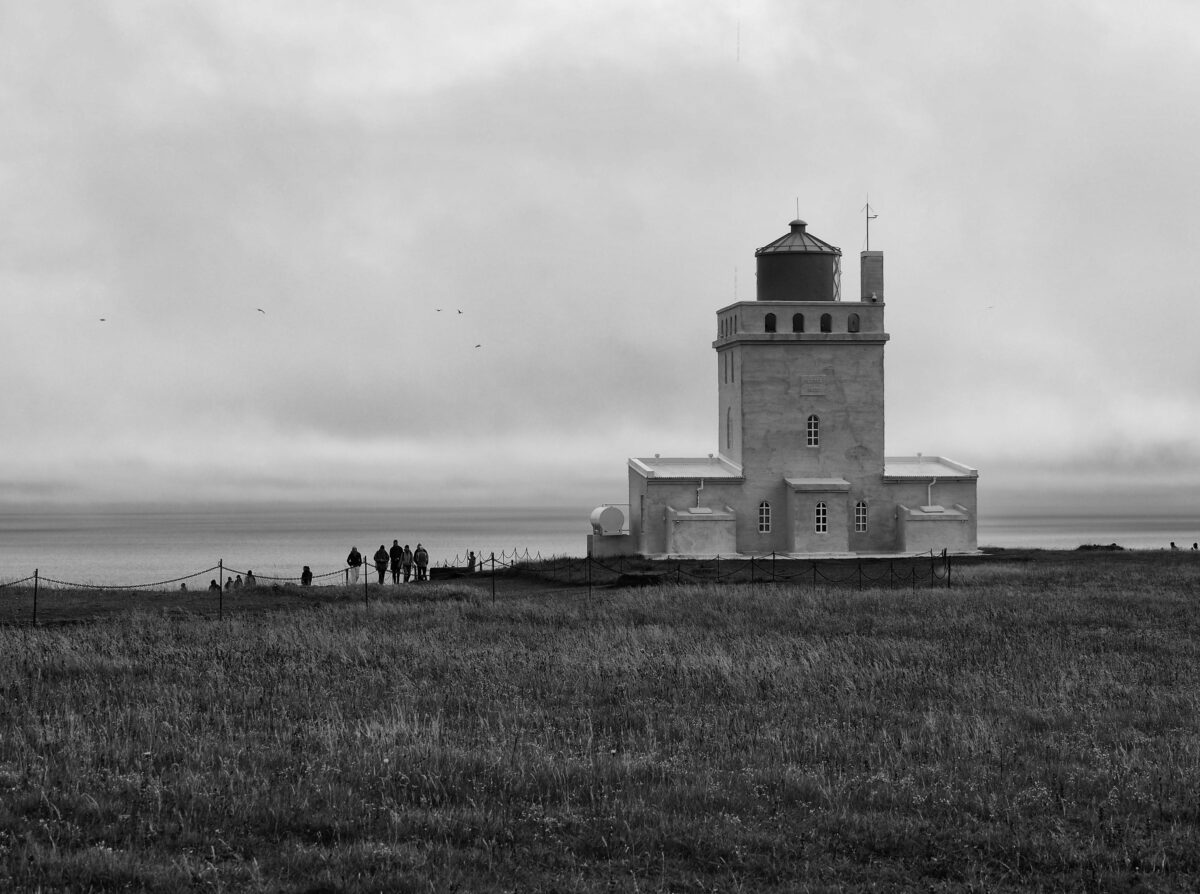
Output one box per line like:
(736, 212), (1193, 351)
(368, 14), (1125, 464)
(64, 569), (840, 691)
(792, 313), (804, 332)
(815, 502), (828, 534)
(848, 313), (860, 333)
(758, 501), (771, 533)
(726, 407), (732, 449)
(806, 415), (819, 447)
(765, 313), (776, 333)
(820, 313), (832, 333)
(855, 500), (868, 533)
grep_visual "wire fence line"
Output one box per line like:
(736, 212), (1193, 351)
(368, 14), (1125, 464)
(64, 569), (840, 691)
(497, 550), (955, 590)
(1, 549), (953, 591)
(0, 548), (550, 593)
(1, 549), (953, 626)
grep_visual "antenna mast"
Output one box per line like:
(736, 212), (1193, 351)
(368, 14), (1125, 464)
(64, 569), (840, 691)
(862, 197), (878, 250)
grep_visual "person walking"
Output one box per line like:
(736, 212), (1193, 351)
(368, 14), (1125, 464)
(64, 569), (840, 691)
(301, 566), (313, 586)
(467, 551), (476, 573)
(402, 544), (413, 583)
(373, 545), (389, 584)
(389, 539), (403, 584)
(414, 543), (429, 581)
(346, 546), (363, 584)
(245, 570), (257, 588)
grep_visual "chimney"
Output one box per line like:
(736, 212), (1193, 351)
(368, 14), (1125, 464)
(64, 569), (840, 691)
(860, 251), (884, 302)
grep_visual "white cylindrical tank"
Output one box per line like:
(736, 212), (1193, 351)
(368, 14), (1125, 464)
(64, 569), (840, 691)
(590, 505), (625, 536)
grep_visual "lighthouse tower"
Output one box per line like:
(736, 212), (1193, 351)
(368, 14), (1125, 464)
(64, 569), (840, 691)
(714, 219), (889, 551)
(596, 214), (978, 558)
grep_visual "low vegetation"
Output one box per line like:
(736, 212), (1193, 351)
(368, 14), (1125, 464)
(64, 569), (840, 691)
(2, 552), (1200, 891)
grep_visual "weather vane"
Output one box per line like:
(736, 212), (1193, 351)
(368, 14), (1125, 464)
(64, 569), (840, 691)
(863, 197), (878, 250)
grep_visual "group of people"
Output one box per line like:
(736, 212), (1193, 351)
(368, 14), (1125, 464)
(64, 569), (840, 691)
(346, 542), (432, 584)
(206, 570), (256, 591)
(197, 542), (482, 592)
(1168, 542), (1199, 551)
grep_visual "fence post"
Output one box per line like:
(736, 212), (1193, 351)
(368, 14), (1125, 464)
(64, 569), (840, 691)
(947, 551), (952, 589)
(218, 559), (223, 621)
(812, 562), (817, 588)
(490, 552), (496, 604)
(587, 554), (592, 611)
(858, 560), (863, 590)
(364, 563), (369, 606)
(750, 557), (756, 584)
(676, 561), (681, 584)
(771, 551), (776, 582)
(32, 569), (38, 627)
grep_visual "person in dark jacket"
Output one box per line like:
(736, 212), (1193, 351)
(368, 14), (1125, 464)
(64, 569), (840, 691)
(413, 543), (429, 581)
(346, 546), (363, 585)
(301, 566), (313, 586)
(244, 570), (256, 588)
(389, 540), (404, 584)
(373, 545), (389, 584)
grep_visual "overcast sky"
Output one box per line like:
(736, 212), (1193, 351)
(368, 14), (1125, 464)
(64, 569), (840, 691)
(4, 0), (1200, 515)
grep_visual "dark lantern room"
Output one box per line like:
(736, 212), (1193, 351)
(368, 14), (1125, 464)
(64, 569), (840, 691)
(754, 219), (842, 302)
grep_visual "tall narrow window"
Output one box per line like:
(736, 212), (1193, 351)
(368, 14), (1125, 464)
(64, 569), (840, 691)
(792, 313), (805, 332)
(815, 502), (828, 534)
(848, 313), (860, 333)
(820, 313), (832, 333)
(855, 500), (868, 533)
(726, 407), (732, 449)
(806, 414), (819, 447)
(765, 313), (776, 333)
(758, 501), (771, 533)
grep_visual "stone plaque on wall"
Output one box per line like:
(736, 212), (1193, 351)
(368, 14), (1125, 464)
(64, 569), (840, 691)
(801, 375), (827, 395)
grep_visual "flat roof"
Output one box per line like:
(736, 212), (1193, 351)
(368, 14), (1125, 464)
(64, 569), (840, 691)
(884, 455), (978, 479)
(629, 456), (743, 479)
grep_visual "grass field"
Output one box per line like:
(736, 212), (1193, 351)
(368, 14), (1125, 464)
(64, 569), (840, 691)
(2, 552), (1199, 891)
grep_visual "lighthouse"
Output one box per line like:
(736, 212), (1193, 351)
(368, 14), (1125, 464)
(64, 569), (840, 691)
(590, 216), (979, 558)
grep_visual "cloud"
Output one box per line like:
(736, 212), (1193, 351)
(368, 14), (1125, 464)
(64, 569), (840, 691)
(3, 0), (1200, 514)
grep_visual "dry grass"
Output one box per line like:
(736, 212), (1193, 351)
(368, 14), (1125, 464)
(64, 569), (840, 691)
(2, 553), (1200, 891)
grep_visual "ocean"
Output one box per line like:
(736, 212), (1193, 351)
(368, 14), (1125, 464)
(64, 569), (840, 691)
(0, 505), (590, 589)
(1, 504), (1198, 588)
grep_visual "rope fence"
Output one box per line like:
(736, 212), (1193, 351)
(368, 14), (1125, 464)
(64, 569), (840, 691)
(477, 549), (953, 588)
(2, 549), (954, 625)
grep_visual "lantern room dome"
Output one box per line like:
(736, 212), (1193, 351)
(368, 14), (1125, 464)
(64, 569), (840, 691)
(754, 219), (842, 302)
(754, 219), (842, 257)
